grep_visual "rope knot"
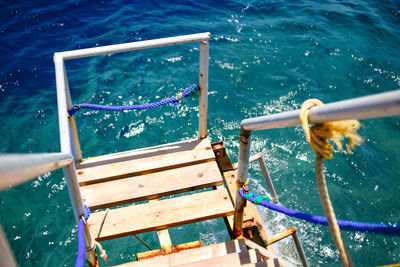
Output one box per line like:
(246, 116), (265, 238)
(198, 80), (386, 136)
(175, 92), (183, 102)
(300, 99), (362, 159)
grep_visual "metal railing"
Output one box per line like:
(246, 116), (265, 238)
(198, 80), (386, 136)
(0, 153), (72, 191)
(0, 152), (77, 267)
(233, 152), (279, 203)
(233, 89), (400, 265)
(0, 33), (211, 267)
(53, 33), (210, 266)
(54, 32), (210, 216)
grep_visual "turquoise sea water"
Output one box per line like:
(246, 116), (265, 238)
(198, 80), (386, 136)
(1, 0), (399, 266)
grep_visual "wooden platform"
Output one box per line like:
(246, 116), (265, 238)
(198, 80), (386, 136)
(78, 138), (234, 242)
(75, 137), (279, 266)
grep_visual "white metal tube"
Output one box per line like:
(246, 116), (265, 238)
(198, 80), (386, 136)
(232, 153), (261, 169)
(0, 225), (17, 267)
(241, 89), (400, 131)
(63, 164), (84, 220)
(58, 32), (211, 60)
(199, 38), (210, 138)
(258, 155), (279, 204)
(54, 54), (72, 154)
(0, 153), (72, 191)
(63, 64), (82, 161)
(233, 128), (252, 233)
(54, 55), (85, 220)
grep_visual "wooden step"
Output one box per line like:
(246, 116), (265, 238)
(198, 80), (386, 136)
(88, 189), (234, 241)
(171, 249), (265, 267)
(81, 161), (223, 210)
(114, 239), (248, 266)
(76, 138), (215, 185)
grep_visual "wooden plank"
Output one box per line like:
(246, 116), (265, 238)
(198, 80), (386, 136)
(88, 189), (234, 241)
(150, 198), (173, 255)
(76, 138), (215, 185)
(223, 170), (275, 254)
(172, 249), (263, 267)
(114, 239), (248, 267)
(81, 161), (223, 209)
(157, 229), (173, 254)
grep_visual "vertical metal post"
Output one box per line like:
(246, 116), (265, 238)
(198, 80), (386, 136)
(292, 229), (309, 267)
(233, 127), (252, 235)
(63, 62), (82, 161)
(199, 35), (210, 139)
(55, 54), (97, 266)
(55, 54), (84, 218)
(0, 225), (17, 267)
(257, 155), (279, 203)
(54, 54), (73, 155)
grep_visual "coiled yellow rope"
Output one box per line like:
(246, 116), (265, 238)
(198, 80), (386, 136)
(300, 99), (361, 267)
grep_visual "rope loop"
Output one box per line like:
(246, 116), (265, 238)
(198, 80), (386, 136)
(300, 98), (364, 266)
(300, 99), (362, 159)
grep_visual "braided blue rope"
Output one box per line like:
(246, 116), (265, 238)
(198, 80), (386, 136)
(239, 188), (400, 236)
(75, 205), (91, 267)
(69, 84), (199, 116)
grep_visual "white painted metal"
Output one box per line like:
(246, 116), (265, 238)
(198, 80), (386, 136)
(232, 153), (261, 169)
(241, 89), (400, 131)
(57, 32), (211, 60)
(233, 128), (252, 232)
(63, 164), (85, 220)
(0, 153), (72, 191)
(0, 225), (17, 267)
(232, 152), (279, 203)
(63, 65), (82, 161)
(257, 154), (279, 204)
(199, 38), (210, 138)
(54, 55), (72, 154)
(55, 54), (85, 218)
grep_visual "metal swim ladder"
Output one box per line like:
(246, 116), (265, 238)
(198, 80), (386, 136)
(1, 32), (399, 266)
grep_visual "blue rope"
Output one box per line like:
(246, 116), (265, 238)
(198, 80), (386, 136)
(69, 84), (199, 116)
(75, 205), (91, 267)
(239, 188), (400, 236)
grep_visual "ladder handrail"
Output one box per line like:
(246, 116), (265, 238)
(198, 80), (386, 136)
(233, 89), (400, 234)
(0, 152), (73, 266)
(241, 89), (400, 131)
(56, 32), (211, 60)
(0, 153), (72, 192)
(53, 33), (211, 265)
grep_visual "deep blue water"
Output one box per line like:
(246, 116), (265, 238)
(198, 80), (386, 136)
(1, 0), (400, 266)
